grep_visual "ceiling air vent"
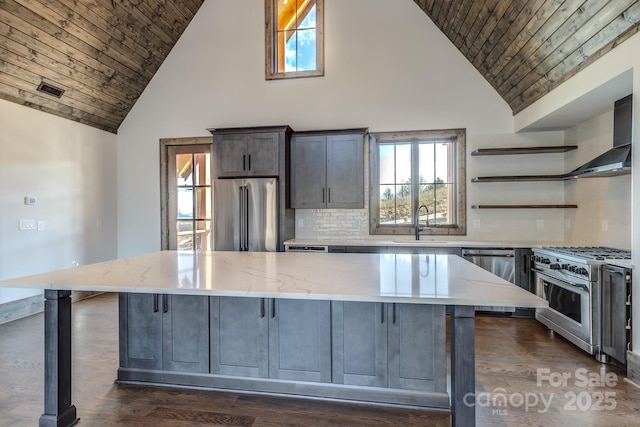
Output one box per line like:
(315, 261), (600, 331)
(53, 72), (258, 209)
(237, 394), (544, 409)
(37, 81), (65, 98)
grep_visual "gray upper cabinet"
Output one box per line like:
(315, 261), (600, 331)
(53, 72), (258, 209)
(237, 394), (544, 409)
(119, 293), (209, 373)
(216, 132), (279, 177)
(269, 298), (332, 382)
(291, 129), (366, 209)
(210, 296), (269, 378)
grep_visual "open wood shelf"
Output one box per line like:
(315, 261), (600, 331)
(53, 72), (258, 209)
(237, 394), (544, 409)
(471, 175), (569, 182)
(470, 145), (578, 156)
(472, 204), (578, 209)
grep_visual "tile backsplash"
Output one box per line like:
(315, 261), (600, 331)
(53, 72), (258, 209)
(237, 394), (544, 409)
(294, 209), (369, 239)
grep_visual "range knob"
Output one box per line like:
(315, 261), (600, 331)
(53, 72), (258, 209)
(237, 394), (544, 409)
(577, 267), (588, 276)
(561, 264), (570, 270)
(542, 257), (551, 265)
(569, 265), (577, 273)
(550, 263), (561, 270)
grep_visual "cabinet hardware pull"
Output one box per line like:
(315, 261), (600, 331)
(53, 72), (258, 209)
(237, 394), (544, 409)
(260, 298), (265, 318)
(248, 155), (251, 171)
(243, 154), (246, 171)
(163, 295), (168, 313)
(322, 188), (325, 203)
(381, 303), (384, 324)
(328, 188), (331, 204)
(153, 294), (159, 313)
(392, 303), (397, 325)
(271, 299), (276, 318)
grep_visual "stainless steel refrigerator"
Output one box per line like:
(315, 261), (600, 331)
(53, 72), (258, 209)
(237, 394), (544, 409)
(213, 178), (278, 252)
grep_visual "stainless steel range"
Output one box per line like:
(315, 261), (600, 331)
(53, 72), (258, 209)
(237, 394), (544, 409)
(532, 246), (631, 360)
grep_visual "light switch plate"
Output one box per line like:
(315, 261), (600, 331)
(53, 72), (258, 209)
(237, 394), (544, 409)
(19, 219), (36, 230)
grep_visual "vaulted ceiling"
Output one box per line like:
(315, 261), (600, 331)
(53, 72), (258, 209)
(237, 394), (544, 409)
(1, 1), (639, 134)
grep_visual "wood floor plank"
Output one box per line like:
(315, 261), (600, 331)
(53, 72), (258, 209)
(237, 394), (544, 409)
(1, 293), (639, 426)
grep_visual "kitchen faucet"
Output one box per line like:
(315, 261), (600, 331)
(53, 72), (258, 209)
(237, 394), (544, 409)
(415, 204), (429, 240)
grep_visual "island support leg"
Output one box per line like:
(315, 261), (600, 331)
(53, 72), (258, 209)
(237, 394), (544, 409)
(450, 305), (475, 427)
(39, 290), (78, 427)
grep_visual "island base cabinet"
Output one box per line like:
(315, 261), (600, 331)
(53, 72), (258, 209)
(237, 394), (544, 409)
(388, 303), (446, 392)
(120, 295), (449, 411)
(269, 299), (332, 382)
(332, 301), (387, 387)
(210, 296), (269, 378)
(210, 297), (332, 383)
(332, 301), (447, 393)
(119, 293), (209, 373)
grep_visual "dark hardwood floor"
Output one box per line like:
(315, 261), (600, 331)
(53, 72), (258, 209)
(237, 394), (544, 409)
(1, 293), (639, 426)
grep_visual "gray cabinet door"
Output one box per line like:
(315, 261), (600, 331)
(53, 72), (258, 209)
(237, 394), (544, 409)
(247, 132), (279, 176)
(332, 301), (387, 387)
(216, 132), (280, 178)
(217, 134), (248, 177)
(119, 293), (162, 370)
(291, 131), (365, 209)
(162, 295), (210, 373)
(290, 135), (327, 208)
(326, 134), (364, 208)
(387, 303), (446, 392)
(210, 296), (269, 378)
(269, 299), (331, 382)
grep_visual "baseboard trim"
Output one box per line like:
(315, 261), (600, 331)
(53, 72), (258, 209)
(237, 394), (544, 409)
(626, 350), (640, 387)
(0, 291), (104, 325)
(0, 294), (44, 325)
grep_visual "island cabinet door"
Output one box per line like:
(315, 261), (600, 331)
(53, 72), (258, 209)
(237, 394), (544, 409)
(210, 296), (269, 378)
(119, 293), (162, 370)
(268, 299), (332, 382)
(387, 303), (447, 392)
(162, 295), (210, 373)
(331, 301), (387, 387)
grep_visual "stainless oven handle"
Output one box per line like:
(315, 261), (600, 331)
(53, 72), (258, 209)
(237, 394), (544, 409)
(462, 253), (514, 258)
(532, 268), (588, 291)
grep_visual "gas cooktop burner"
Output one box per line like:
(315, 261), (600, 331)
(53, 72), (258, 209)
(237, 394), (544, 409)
(540, 246), (631, 261)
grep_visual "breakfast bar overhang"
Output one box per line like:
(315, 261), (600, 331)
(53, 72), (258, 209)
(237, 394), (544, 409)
(0, 251), (547, 427)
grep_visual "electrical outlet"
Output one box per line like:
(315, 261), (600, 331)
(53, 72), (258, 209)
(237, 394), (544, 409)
(537, 219), (544, 229)
(473, 219), (480, 228)
(37, 220), (45, 231)
(297, 219), (304, 228)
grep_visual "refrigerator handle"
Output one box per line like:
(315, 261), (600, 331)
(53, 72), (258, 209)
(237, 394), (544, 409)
(243, 185), (250, 251)
(238, 185), (245, 251)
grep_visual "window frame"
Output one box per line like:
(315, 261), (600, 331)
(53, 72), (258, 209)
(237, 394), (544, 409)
(265, 0), (324, 80)
(368, 129), (467, 237)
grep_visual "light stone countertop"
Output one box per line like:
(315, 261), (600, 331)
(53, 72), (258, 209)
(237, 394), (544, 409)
(284, 238), (556, 248)
(0, 251), (547, 308)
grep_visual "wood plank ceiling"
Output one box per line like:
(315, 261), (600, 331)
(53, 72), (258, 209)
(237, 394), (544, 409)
(415, 0), (640, 114)
(0, 0), (204, 133)
(1, 1), (639, 134)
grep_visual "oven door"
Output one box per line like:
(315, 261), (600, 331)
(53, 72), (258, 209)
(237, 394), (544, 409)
(533, 269), (599, 354)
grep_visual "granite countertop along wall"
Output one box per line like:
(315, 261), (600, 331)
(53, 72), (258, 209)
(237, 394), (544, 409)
(284, 238), (554, 249)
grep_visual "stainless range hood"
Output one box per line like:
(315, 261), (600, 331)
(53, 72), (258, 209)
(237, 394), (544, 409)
(567, 94), (632, 178)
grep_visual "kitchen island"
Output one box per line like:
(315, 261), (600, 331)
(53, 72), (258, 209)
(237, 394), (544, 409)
(0, 250), (546, 427)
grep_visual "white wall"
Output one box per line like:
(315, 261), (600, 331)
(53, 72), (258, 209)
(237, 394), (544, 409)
(564, 111), (631, 249)
(117, 0), (573, 254)
(0, 99), (117, 304)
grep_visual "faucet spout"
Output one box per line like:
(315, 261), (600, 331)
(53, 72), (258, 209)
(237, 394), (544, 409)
(415, 204), (429, 240)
